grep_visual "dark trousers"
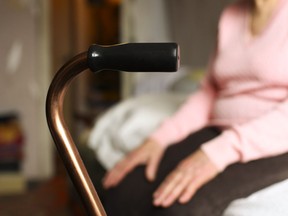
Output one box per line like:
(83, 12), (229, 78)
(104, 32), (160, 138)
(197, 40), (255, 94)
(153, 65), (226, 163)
(103, 127), (288, 216)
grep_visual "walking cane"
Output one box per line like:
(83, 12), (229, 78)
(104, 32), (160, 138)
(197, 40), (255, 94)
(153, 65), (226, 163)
(46, 43), (180, 216)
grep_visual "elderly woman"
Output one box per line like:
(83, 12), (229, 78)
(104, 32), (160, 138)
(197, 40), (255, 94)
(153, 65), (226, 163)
(102, 0), (288, 215)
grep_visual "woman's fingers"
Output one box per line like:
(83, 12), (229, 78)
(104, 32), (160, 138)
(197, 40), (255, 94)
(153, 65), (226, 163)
(163, 176), (191, 207)
(153, 149), (219, 207)
(153, 170), (184, 206)
(103, 139), (164, 188)
(102, 162), (124, 188)
(155, 172), (192, 207)
(146, 148), (164, 181)
(178, 181), (198, 204)
(103, 154), (142, 188)
(178, 174), (204, 203)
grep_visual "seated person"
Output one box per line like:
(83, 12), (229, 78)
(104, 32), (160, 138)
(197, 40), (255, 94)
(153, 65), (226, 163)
(100, 0), (288, 215)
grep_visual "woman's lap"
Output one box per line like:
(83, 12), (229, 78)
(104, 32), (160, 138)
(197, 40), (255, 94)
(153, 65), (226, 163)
(103, 127), (288, 216)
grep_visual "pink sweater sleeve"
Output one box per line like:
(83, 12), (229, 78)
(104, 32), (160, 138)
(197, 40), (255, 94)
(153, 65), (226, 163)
(201, 98), (288, 171)
(149, 76), (216, 146)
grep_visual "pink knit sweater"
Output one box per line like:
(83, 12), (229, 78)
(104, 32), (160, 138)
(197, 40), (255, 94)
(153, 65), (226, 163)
(150, 0), (288, 171)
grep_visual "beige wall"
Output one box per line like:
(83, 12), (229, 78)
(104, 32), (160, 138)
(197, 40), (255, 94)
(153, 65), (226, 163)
(167, 0), (232, 67)
(0, 0), (53, 179)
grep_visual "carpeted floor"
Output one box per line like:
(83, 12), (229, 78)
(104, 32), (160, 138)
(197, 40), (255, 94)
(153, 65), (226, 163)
(0, 146), (107, 216)
(0, 176), (79, 216)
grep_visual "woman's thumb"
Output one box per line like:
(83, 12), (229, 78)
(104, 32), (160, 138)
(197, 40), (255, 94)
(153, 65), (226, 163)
(146, 153), (162, 182)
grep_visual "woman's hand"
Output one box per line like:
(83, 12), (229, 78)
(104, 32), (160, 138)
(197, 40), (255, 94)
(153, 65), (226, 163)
(103, 139), (165, 189)
(153, 149), (219, 207)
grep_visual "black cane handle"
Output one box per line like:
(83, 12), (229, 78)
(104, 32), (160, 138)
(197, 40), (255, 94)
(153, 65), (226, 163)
(88, 43), (180, 72)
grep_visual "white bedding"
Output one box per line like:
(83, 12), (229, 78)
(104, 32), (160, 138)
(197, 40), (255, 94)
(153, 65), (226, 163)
(223, 179), (288, 216)
(87, 93), (187, 170)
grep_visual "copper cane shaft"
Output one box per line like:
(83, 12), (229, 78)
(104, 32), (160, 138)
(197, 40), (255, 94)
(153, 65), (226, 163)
(46, 52), (106, 216)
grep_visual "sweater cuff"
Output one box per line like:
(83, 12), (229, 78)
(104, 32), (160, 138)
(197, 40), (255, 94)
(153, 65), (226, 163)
(200, 131), (241, 171)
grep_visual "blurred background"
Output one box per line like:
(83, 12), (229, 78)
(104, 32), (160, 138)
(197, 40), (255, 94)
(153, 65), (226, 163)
(0, 0), (231, 215)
